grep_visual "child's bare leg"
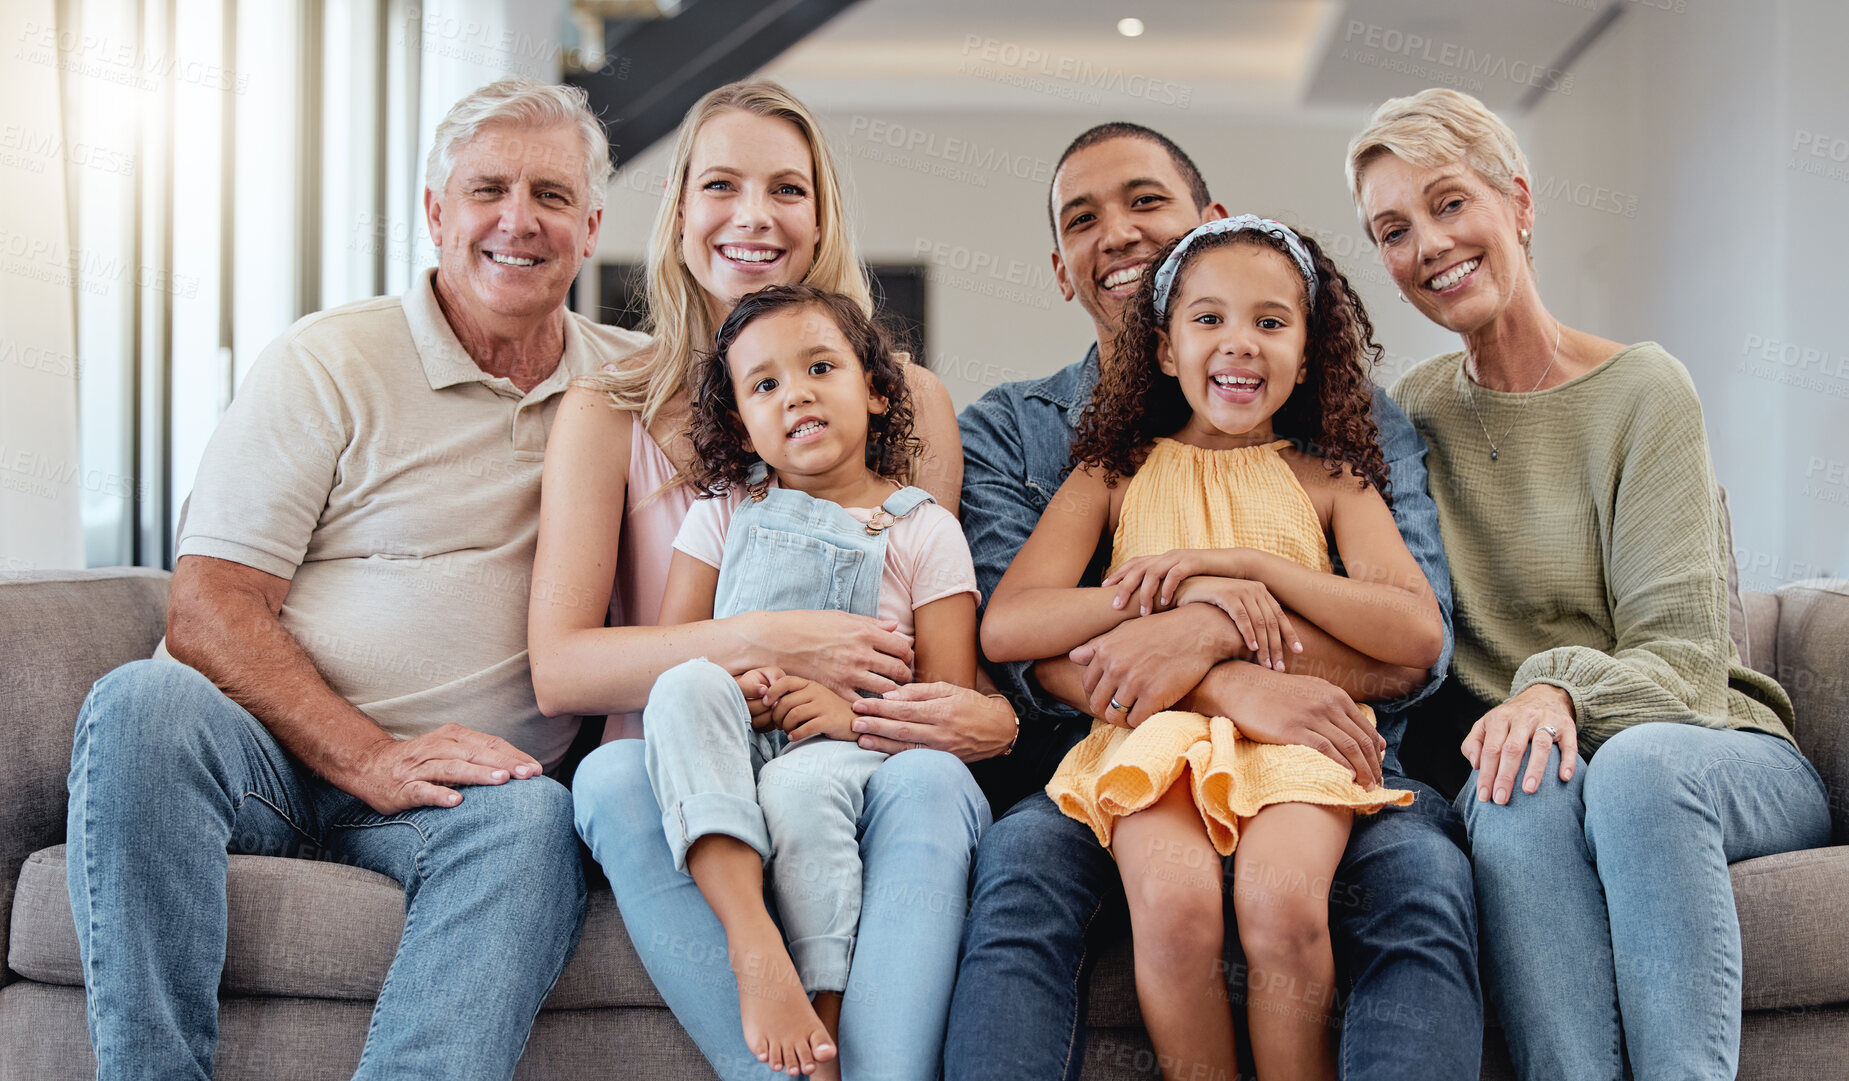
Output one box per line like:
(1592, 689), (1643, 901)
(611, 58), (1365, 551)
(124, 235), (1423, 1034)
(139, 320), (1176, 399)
(1112, 773), (1238, 1081)
(1232, 803), (1351, 1081)
(686, 835), (836, 1076)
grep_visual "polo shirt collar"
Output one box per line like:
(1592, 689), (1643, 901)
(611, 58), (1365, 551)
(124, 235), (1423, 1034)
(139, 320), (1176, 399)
(402, 269), (597, 395)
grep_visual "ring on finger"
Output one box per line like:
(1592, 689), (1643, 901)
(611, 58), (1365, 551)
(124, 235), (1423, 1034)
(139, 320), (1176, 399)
(1539, 724), (1559, 740)
(1109, 698), (1131, 713)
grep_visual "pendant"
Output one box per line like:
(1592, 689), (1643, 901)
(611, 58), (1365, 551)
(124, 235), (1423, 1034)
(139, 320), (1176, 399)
(1490, 449), (1499, 461)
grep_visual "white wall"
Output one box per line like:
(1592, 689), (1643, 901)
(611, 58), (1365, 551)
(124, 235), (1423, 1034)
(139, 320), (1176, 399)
(1518, 0), (1849, 590)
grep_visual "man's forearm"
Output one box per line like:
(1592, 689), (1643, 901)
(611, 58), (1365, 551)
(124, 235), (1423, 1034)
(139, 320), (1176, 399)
(1033, 601), (1423, 719)
(1238, 608), (1427, 702)
(165, 556), (393, 788)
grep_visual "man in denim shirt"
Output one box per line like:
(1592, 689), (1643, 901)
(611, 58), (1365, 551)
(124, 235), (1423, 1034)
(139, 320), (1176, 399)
(944, 123), (1482, 1080)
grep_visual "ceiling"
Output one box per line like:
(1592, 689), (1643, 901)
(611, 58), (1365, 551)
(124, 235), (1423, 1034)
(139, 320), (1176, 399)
(758, 0), (1619, 116)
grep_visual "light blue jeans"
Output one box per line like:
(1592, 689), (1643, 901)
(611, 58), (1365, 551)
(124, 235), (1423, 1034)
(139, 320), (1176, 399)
(576, 736), (987, 1081)
(65, 659), (586, 1081)
(643, 657), (892, 994)
(1458, 721), (1831, 1081)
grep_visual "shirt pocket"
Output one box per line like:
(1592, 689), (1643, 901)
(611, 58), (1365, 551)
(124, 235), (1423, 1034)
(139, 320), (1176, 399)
(724, 525), (870, 615)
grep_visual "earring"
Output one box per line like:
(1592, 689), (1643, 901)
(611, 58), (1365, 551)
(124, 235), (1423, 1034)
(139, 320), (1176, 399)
(1397, 292), (1409, 303)
(1519, 227), (1532, 246)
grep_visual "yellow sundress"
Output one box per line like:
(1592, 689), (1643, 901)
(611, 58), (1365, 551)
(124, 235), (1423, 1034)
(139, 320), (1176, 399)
(1046, 438), (1414, 854)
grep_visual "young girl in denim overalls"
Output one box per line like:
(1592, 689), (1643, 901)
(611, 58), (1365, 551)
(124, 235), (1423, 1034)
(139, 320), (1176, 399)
(644, 284), (980, 1079)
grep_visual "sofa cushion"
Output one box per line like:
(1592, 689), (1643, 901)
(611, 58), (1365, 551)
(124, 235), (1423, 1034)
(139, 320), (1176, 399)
(1734, 846), (1849, 1010)
(11, 847), (402, 997)
(1077, 847), (1849, 1024)
(1084, 936), (1142, 1028)
(21, 843), (1849, 1020)
(10, 846), (664, 1009)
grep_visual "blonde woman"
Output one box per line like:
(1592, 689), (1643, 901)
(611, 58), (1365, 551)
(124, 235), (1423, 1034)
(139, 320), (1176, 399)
(530, 82), (1012, 1079)
(1347, 88), (1830, 1081)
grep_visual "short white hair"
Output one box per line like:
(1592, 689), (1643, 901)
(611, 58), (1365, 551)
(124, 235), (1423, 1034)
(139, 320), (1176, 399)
(1346, 88), (1530, 242)
(426, 78), (613, 210)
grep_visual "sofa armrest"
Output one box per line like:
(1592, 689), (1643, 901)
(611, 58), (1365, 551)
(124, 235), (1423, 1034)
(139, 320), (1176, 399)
(0, 568), (171, 984)
(1772, 579), (1849, 843)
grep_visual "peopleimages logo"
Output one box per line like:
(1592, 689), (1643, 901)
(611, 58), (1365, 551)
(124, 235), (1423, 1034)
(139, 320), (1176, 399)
(845, 117), (1056, 185)
(957, 35), (1194, 109)
(14, 20), (250, 93)
(1340, 21), (1573, 95)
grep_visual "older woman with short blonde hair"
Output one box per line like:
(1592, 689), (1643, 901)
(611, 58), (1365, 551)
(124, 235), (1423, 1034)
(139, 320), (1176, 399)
(1347, 88), (1830, 1080)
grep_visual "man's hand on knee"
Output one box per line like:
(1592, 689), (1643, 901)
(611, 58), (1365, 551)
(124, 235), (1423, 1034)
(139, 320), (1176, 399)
(1191, 663), (1385, 788)
(346, 723), (543, 814)
(1065, 606), (1239, 728)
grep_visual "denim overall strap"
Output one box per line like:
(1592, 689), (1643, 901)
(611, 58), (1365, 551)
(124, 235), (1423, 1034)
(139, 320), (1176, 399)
(869, 485), (935, 529)
(713, 486), (892, 621)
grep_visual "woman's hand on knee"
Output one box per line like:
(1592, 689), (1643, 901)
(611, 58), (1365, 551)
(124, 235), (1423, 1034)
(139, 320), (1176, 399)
(1462, 684), (1578, 804)
(850, 682), (1017, 761)
(743, 609), (913, 698)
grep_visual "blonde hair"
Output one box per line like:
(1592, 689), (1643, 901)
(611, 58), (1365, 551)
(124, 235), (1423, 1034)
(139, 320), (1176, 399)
(1345, 88), (1531, 242)
(578, 81), (871, 425)
(427, 78), (612, 211)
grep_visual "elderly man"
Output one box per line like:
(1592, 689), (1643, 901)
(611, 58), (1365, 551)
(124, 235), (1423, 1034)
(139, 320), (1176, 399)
(945, 122), (1482, 1080)
(65, 79), (645, 1080)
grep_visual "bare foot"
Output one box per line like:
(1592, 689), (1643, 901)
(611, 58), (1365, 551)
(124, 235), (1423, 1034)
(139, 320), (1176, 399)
(730, 925), (836, 1076)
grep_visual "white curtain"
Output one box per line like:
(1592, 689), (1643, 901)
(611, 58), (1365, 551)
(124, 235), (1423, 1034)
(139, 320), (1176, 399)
(0, 0), (85, 572)
(0, 0), (566, 570)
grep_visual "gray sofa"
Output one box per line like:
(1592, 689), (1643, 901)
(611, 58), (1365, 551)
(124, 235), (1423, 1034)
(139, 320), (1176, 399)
(3, 568), (1846, 1080)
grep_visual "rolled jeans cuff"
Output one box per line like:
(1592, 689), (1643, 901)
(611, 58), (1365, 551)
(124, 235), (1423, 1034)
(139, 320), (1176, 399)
(787, 932), (855, 995)
(663, 792), (772, 874)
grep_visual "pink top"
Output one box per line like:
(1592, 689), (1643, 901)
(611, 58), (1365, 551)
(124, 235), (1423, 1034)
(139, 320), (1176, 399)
(609, 415), (696, 631)
(604, 416), (697, 740)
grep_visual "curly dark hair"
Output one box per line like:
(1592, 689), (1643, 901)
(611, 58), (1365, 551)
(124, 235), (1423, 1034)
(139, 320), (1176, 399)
(688, 283), (921, 496)
(1070, 225), (1389, 494)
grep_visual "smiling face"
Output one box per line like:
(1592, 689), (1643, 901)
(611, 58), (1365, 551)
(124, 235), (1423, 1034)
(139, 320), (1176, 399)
(727, 305), (886, 492)
(424, 121), (601, 326)
(679, 109), (822, 322)
(1051, 136), (1223, 342)
(1156, 242), (1309, 448)
(1359, 151), (1535, 337)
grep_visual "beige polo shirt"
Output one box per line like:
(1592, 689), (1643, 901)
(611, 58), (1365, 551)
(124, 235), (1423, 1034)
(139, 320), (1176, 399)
(174, 269), (648, 768)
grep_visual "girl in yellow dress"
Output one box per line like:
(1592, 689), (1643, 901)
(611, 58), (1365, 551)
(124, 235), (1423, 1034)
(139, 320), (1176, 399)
(982, 216), (1444, 1081)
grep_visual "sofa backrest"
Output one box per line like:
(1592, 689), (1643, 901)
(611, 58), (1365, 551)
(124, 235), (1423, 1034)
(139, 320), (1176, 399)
(1767, 580), (1849, 842)
(0, 569), (170, 984)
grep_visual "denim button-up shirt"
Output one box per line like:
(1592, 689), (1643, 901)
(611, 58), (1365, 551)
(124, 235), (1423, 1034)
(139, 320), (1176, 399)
(958, 345), (1454, 787)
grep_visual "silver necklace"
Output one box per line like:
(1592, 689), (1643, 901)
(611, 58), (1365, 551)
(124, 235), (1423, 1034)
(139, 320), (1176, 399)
(1463, 320), (1561, 462)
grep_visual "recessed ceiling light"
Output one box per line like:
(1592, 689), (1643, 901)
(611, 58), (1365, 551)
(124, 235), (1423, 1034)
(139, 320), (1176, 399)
(1117, 17), (1144, 37)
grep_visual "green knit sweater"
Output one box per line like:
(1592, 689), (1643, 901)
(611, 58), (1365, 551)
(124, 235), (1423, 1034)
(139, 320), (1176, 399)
(1390, 342), (1795, 756)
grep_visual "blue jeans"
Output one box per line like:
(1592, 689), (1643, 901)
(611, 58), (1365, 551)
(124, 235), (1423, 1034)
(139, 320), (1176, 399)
(575, 737), (988, 1081)
(946, 778), (1481, 1080)
(643, 657), (892, 993)
(1458, 722), (1831, 1081)
(65, 660), (586, 1081)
